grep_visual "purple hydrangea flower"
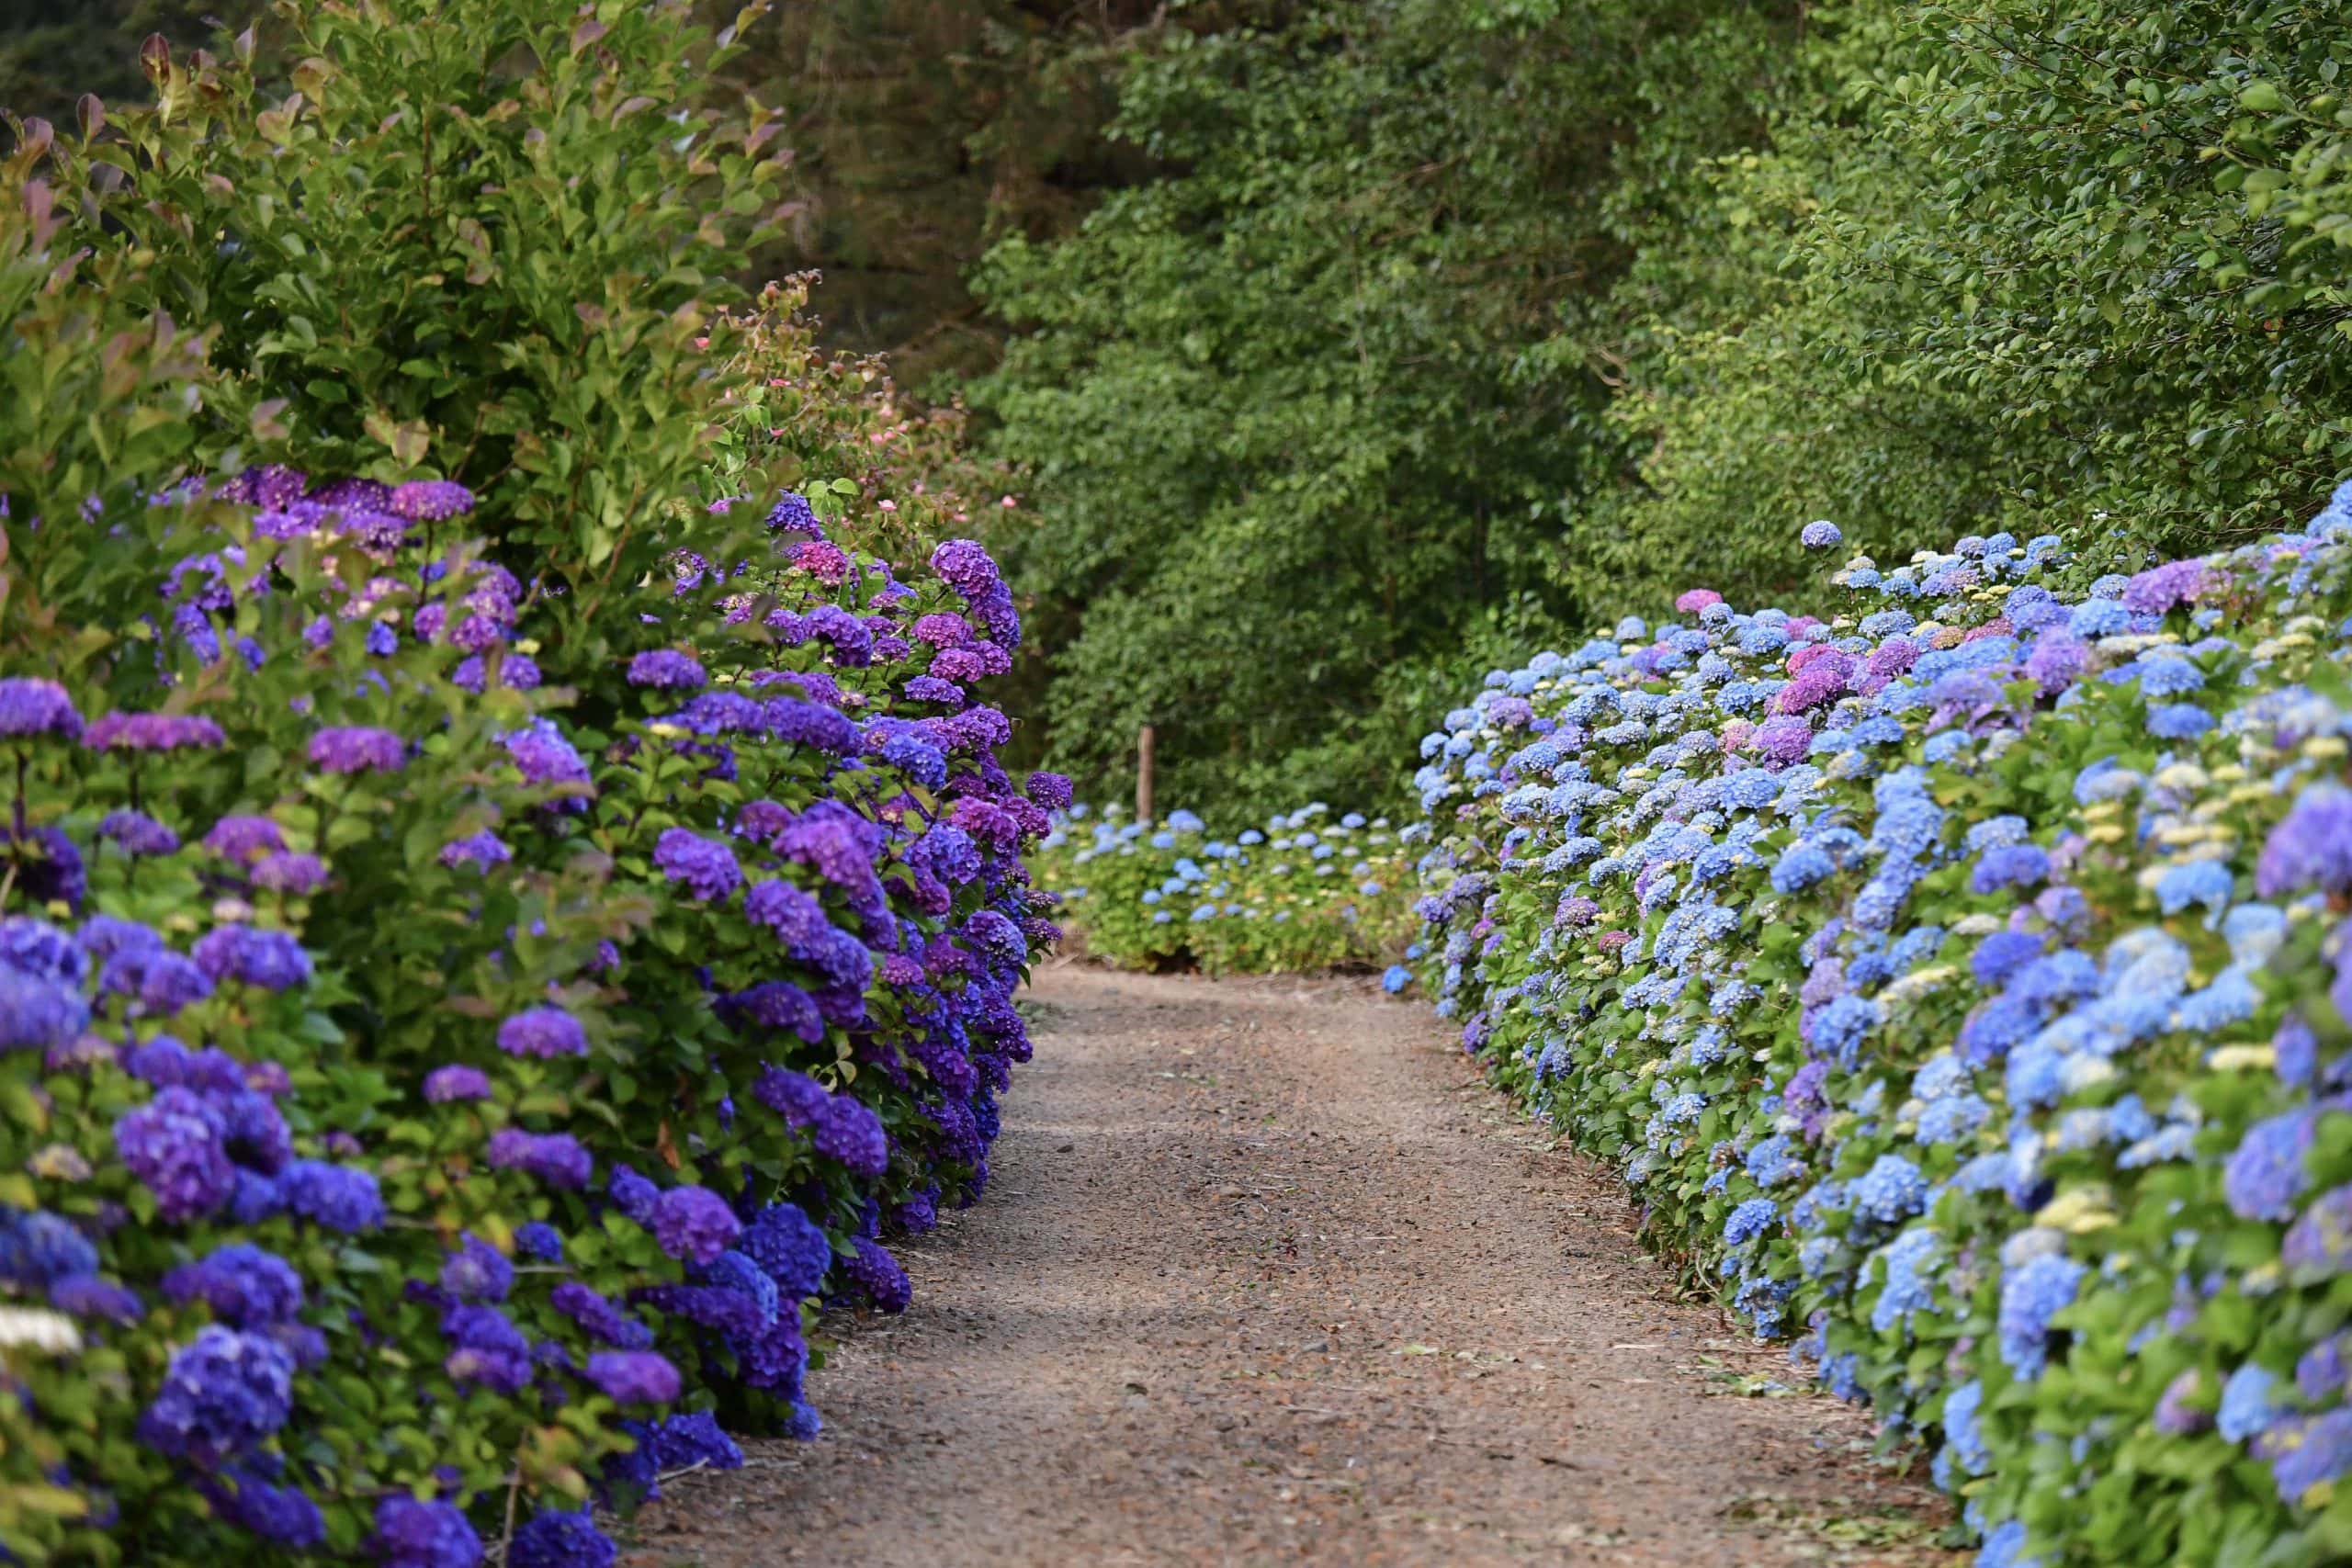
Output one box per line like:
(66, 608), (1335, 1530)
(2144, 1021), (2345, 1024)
(586, 1350), (682, 1404)
(139, 1326), (296, 1467)
(841, 1235), (910, 1314)
(649, 1186), (742, 1266)
(162, 1243), (304, 1327)
(438, 830), (512, 872)
(1801, 519), (1843, 550)
(627, 650), (707, 690)
(514, 1222), (563, 1262)
(2284, 1183), (2352, 1274)
(424, 1065), (494, 1103)
(440, 1234), (514, 1303)
(496, 1006), (588, 1060)
(386, 479), (476, 522)
(279, 1159), (384, 1233)
(652, 829), (741, 902)
(115, 1089), (235, 1221)
(251, 852), (330, 895)
(487, 1129), (592, 1189)
(202, 816), (286, 863)
(85, 711), (224, 751)
(96, 809), (180, 856)
(0, 678), (83, 740)
(741, 1203), (831, 1297)
(192, 925), (312, 991)
(2226, 1110), (2317, 1222)
(369, 1495), (482, 1568)
(306, 726), (405, 774)
(2256, 787), (2352, 898)
(510, 1509), (616, 1568)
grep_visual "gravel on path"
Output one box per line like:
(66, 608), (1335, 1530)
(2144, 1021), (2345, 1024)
(628, 964), (1950, 1567)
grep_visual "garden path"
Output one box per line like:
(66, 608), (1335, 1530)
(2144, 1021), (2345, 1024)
(628, 965), (1948, 1567)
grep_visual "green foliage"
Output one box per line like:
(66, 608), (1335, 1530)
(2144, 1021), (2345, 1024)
(974, 0), (1781, 811)
(1571, 0), (2352, 612)
(42, 0), (795, 687)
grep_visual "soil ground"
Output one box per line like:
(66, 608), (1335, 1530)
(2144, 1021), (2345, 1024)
(628, 964), (1952, 1567)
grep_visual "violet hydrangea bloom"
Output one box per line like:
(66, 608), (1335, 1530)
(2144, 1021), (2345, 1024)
(649, 1186), (741, 1266)
(202, 815), (286, 863)
(627, 649), (707, 690)
(85, 712), (225, 751)
(586, 1349), (682, 1404)
(2256, 787), (2352, 898)
(424, 1065), (493, 1103)
(115, 1089), (236, 1221)
(97, 809), (180, 857)
(487, 1129), (592, 1189)
(306, 725), (405, 774)
(386, 479), (475, 521)
(368, 1495), (482, 1568)
(0, 678), (83, 740)
(138, 1325), (296, 1467)
(509, 1509), (616, 1568)
(653, 829), (741, 901)
(438, 829), (512, 872)
(496, 1005), (588, 1060)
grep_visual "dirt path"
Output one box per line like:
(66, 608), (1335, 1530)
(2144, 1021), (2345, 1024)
(629, 965), (1947, 1567)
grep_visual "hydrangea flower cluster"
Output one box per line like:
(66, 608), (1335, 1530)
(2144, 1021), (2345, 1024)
(1402, 492), (2352, 1563)
(0, 469), (1056, 1564)
(1034, 803), (1418, 973)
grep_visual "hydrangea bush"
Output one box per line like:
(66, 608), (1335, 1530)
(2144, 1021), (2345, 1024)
(1034, 804), (1416, 974)
(1406, 497), (2352, 1564)
(0, 465), (1059, 1562)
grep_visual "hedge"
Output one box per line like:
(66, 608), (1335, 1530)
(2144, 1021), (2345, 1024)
(1406, 503), (2352, 1565)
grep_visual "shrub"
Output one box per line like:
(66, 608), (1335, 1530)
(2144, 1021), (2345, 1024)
(0, 6), (1060, 1562)
(1036, 804), (1415, 974)
(1408, 502), (2352, 1563)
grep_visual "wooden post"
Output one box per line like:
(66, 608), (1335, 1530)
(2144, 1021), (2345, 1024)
(1136, 724), (1156, 825)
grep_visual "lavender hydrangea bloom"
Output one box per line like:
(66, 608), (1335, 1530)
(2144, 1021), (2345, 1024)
(424, 1065), (493, 1103)
(2283, 1183), (2352, 1274)
(192, 925), (312, 990)
(438, 830), (511, 872)
(1801, 520), (1843, 550)
(842, 1235), (911, 1314)
(497, 1006), (588, 1059)
(509, 1509), (616, 1568)
(487, 1130), (593, 1189)
(2267, 1409), (2352, 1504)
(741, 1202), (832, 1297)
(369, 1495), (482, 1568)
(116, 1089), (236, 1221)
(652, 829), (741, 902)
(97, 808), (180, 856)
(0, 678), (83, 740)
(139, 1326), (296, 1467)
(162, 1243), (304, 1327)
(305, 725), (405, 774)
(650, 1186), (742, 1266)
(586, 1350), (682, 1404)
(279, 1159), (384, 1233)
(627, 649), (707, 690)
(2256, 787), (2352, 897)
(440, 1234), (514, 1303)
(2224, 1110), (2317, 1221)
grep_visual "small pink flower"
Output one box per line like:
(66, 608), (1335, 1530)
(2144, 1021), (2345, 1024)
(1674, 588), (1723, 615)
(877, 500), (898, 513)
